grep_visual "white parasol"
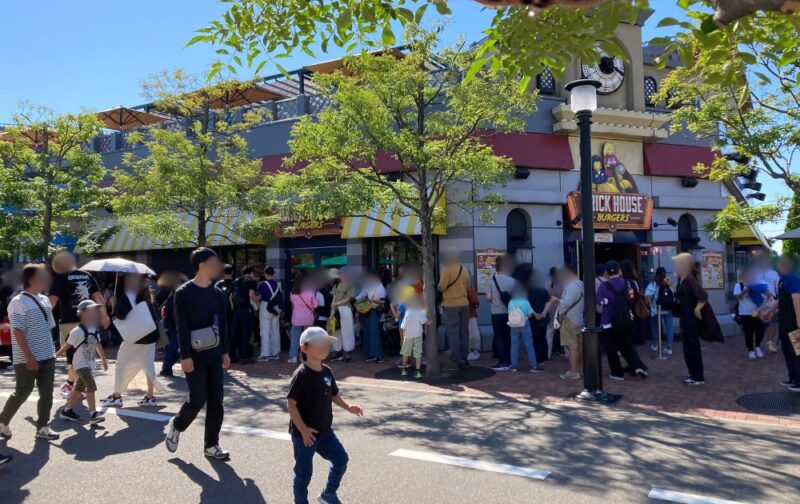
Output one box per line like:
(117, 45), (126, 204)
(81, 258), (156, 276)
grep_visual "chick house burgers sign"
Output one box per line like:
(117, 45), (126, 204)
(565, 142), (654, 232)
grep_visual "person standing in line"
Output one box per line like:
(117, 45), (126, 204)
(57, 300), (107, 424)
(158, 272), (181, 377)
(594, 263), (607, 326)
(488, 255), (517, 371)
(673, 253), (721, 386)
(290, 275), (319, 365)
(506, 286), (540, 373)
(329, 269), (356, 363)
(100, 273), (162, 408)
(526, 268), (557, 367)
(596, 260), (648, 381)
(733, 265), (768, 360)
(0, 271), (19, 320)
(775, 255), (800, 392)
(49, 251), (108, 397)
(288, 327), (363, 504)
(644, 267), (676, 356)
(438, 253), (471, 369)
(467, 286), (481, 361)
(165, 248), (231, 460)
(555, 264), (584, 380)
(257, 266), (283, 362)
(545, 266), (563, 359)
(0, 264), (60, 441)
(355, 272), (386, 363)
(757, 251), (781, 353)
(399, 293), (428, 379)
(229, 266), (259, 365)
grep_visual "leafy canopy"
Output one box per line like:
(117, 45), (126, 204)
(0, 103), (109, 258)
(188, 0), (648, 83)
(112, 69), (277, 248)
(655, 5), (800, 240)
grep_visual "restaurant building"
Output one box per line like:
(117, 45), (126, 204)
(84, 12), (765, 339)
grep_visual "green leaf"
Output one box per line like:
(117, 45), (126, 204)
(414, 4), (428, 24)
(434, 1), (450, 15)
(381, 26), (395, 47)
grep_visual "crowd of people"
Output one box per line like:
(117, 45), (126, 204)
(1, 246), (800, 502)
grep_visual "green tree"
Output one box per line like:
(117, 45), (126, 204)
(113, 69), (277, 248)
(654, 8), (800, 240)
(783, 194), (800, 255)
(0, 103), (110, 258)
(270, 29), (535, 376)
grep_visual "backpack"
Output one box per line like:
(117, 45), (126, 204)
(507, 306), (526, 328)
(656, 284), (677, 310)
(231, 276), (252, 308)
(607, 280), (635, 333)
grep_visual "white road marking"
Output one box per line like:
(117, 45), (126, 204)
(649, 488), (748, 504)
(221, 424), (291, 441)
(102, 407), (171, 422)
(389, 448), (551, 480)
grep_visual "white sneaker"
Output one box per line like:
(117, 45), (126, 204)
(650, 344), (659, 353)
(287, 357), (298, 364)
(0, 422), (11, 439)
(748, 351), (757, 360)
(664, 347), (673, 356)
(755, 347), (764, 358)
(609, 374), (625, 381)
(204, 444), (230, 460)
(467, 351), (480, 361)
(137, 396), (158, 408)
(165, 419), (180, 453)
(559, 371), (581, 380)
(257, 355), (271, 362)
(35, 426), (59, 441)
(100, 395), (123, 407)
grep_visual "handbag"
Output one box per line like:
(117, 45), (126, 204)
(113, 301), (157, 343)
(355, 298), (373, 314)
(436, 266), (463, 305)
(190, 326), (220, 351)
(155, 321), (170, 349)
(556, 290), (583, 326)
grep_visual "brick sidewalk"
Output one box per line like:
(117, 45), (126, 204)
(219, 338), (800, 429)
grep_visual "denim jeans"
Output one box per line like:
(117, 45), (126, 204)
(510, 322), (537, 370)
(362, 310), (383, 359)
(443, 305), (469, 365)
(290, 325), (307, 360)
(292, 431), (349, 504)
(161, 328), (179, 375)
(649, 313), (675, 348)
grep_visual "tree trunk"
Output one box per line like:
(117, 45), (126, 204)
(419, 204), (440, 378)
(198, 208), (207, 247)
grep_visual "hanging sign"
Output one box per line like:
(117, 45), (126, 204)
(475, 248), (505, 294)
(565, 142), (654, 232)
(701, 249), (724, 289)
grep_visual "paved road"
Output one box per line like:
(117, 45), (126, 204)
(0, 362), (798, 504)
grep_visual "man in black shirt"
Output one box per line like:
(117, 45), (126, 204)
(229, 266), (259, 364)
(165, 248), (231, 461)
(48, 252), (107, 394)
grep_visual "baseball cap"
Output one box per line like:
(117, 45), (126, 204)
(77, 300), (102, 315)
(605, 260), (620, 275)
(299, 326), (337, 346)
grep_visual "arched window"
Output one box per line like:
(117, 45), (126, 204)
(678, 214), (702, 251)
(537, 68), (556, 95)
(506, 209), (532, 252)
(644, 77), (658, 106)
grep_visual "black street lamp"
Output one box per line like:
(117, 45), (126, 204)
(564, 79), (616, 403)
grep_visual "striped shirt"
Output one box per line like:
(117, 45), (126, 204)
(7, 293), (56, 363)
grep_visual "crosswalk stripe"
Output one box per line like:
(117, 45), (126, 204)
(649, 488), (748, 504)
(221, 424), (291, 441)
(389, 448), (550, 480)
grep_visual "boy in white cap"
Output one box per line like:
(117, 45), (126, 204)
(56, 300), (108, 424)
(287, 327), (364, 504)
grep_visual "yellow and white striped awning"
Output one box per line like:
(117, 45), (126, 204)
(89, 209), (257, 253)
(341, 205), (445, 239)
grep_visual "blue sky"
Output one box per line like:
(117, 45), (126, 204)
(0, 1), (788, 240)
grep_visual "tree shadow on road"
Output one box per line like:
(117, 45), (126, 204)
(55, 413), (165, 461)
(169, 458), (267, 503)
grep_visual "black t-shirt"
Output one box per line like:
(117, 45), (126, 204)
(51, 270), (100, 324)
(287, 363), (339, 436)
(0, 285), (14, 319)
(232, 275), (258, 308)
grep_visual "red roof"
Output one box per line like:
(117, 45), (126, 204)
(643, 143), (716, 177)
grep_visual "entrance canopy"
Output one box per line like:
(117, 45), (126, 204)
(732, 225), (769, 247)
(773, 227), (800, 241)
(341, 199), (446, 239)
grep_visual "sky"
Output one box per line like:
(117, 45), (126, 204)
(0, 1), (788, 242)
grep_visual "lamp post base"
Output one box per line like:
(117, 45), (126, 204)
(570, 389), (622, 405)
